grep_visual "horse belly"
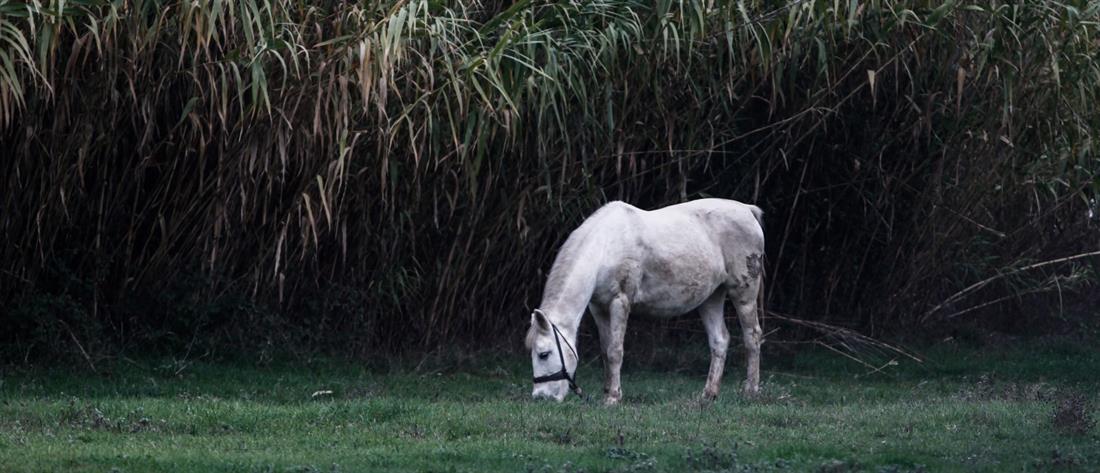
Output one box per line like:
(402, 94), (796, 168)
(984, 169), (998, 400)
(630, 257), (724, 318)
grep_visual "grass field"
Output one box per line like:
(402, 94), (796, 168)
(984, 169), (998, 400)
(1, 341), (1098, 472)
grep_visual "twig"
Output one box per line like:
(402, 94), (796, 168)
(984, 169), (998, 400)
(932, 203), (1006, 238)
(174, 331), (201, 376)
(923, 250), (1100, 321)
(761, 369), (818, 380)
(816, 340), (877, 371)
(856, 358), (898, 378)
(57, 319), (97, 373)
(942, 288), (1049, 320)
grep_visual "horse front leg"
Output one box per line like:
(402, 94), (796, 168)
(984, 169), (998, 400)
(604, 295), (630, 405)
(589, 304), (614, 397)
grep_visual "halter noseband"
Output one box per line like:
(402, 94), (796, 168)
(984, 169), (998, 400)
(531, 310), (583, 397)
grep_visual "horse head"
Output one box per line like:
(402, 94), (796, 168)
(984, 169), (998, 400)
(526, 309), (578, 401)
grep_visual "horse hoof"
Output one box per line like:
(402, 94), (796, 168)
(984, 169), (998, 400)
(702, 390), (719, 401)
(603, 396), (621, 406)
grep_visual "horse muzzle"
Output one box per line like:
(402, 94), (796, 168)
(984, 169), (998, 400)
(531, 382), (568, 402)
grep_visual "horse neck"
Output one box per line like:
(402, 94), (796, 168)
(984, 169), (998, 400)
(539, 230), (604, 335)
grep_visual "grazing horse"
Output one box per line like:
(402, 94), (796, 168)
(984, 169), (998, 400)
(526, 199), (765, 404)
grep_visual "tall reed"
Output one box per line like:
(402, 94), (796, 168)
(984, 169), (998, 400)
(1, 0), (1097, 356)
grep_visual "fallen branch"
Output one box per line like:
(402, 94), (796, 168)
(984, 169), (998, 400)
(766, 310), (923, 365)
(923, 250), (1100, 321)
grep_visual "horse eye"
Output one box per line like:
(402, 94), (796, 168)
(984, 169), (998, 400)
(538, 351), (551, 360)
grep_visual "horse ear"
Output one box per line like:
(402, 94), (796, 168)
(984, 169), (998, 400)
(531, 309), (551, 332)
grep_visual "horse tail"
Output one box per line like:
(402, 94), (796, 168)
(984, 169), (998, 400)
(748, 204), (765, 331)
(756, 262), (766, 332)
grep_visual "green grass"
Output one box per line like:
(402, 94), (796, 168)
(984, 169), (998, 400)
(1, 342), (1098, 472)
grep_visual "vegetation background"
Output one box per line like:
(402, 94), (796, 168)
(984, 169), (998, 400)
(1, 0), (1098, 361)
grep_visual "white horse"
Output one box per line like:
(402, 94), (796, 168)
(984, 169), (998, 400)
(526, 199), (765, 404)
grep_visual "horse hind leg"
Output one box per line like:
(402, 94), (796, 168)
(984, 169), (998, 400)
(731, 282), (762, 397)
(698, 290), (730, 400)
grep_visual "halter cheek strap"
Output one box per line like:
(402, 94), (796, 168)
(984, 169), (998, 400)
(531, 312), (583, 397)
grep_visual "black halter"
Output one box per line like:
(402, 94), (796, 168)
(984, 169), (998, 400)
(531, 314), (584, 397)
